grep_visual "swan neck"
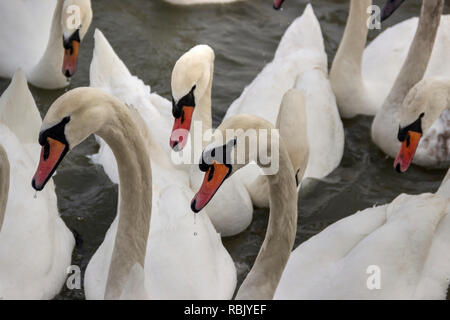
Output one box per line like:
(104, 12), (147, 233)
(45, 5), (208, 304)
(0, 145), (9, 232)
(29, 0), (65, 85)
(335, 0), (371, 66)
(192, 65), (213, 150)
(96, 99), (153, 299)
(236, 131), (298, 299)
(383, 0), (444, 109)
(330, 0), (375, 116)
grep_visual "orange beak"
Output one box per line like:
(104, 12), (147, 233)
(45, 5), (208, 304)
(62, 40), (80, 78)
(170, 106), (194, 151)
(32, 137), (68, 191)
(394, 131), (422, 173)
(191, 161), (231, 213)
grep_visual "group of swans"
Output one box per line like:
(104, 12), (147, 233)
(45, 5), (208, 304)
(89, 4), (344, 236)
(0, 0), (448, 300)
(191, 87), (450, 299)
(330, 0), (449, 168)
(0, 70), (74, 299)
(0, 0), (92, 89)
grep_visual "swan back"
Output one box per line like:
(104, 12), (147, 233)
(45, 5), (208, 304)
(274, 4), (325, 61)
(276, 192), (449, 299)
(0, 69), (42, 145)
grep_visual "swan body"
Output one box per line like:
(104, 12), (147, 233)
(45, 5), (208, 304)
(0, 0), (93, 89)
(275, 174), (450, 299)
(224, 4), (344, 187)
(0, 70), (74, 299)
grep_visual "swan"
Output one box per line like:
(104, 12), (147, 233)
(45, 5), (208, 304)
(330, 0), (450, 118)
(371, 0), (449, 169)
(0, 0), (93, 89)
(170, 45), (254, 236)
(190, 90), (303, 299)
(0, 70), (74, 299)
(394, 77), (450, 172)
(191, 88), (450, 299)
(31, 87), (236, 299)
(171, 5), (343, 209)
(274, 169), (449, 299)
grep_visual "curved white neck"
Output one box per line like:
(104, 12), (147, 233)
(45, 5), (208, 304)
(192, 64), (213, 150)
(330, 0), (376, 117)
(218, 117), (299, 299)
(382, 0), (444, 111)
(0, 145), (9, 232)
(93, 94), (153, 299)
(29, 0), (67, 88)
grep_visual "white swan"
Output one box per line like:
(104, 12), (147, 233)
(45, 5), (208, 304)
(330, 0), (450, 118)
(170, 45), (254, 236)
(191, 91), (301, 299)
(394, 77), (450, 172)
(224, 4), (343, 192)
(0, 70), (74, 299)
(0, 0), (93, 89)
(371, 0), (449, 169)
(275, 169), (449, 299)
(31, 87), (236, 299)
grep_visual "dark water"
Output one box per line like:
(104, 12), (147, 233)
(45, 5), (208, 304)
(0, 0), (448, 300)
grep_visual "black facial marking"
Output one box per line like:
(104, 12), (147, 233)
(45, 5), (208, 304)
(295, 169), (300, 187)
(43, 143), (50, 161)
(207, 165), (215, 182)
(397, 113), (424, 142)
(63, 29), (81, 54)
(172, 85), (196, 119)
(32, 117), (71, 191)
(39, 116), (71, 147)
(198, 138), (237, 179)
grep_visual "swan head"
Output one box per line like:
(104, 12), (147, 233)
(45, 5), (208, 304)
(394, 78), (448, 173)
(32, 88), (109, 191)
(381, 0), (406, 22)
(170, 45), (214, 151)
(61, 0), (93, 78)
(191, 115), (279, 213)
(273, 0), (285, 10)
(191, 138), (237, 213)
